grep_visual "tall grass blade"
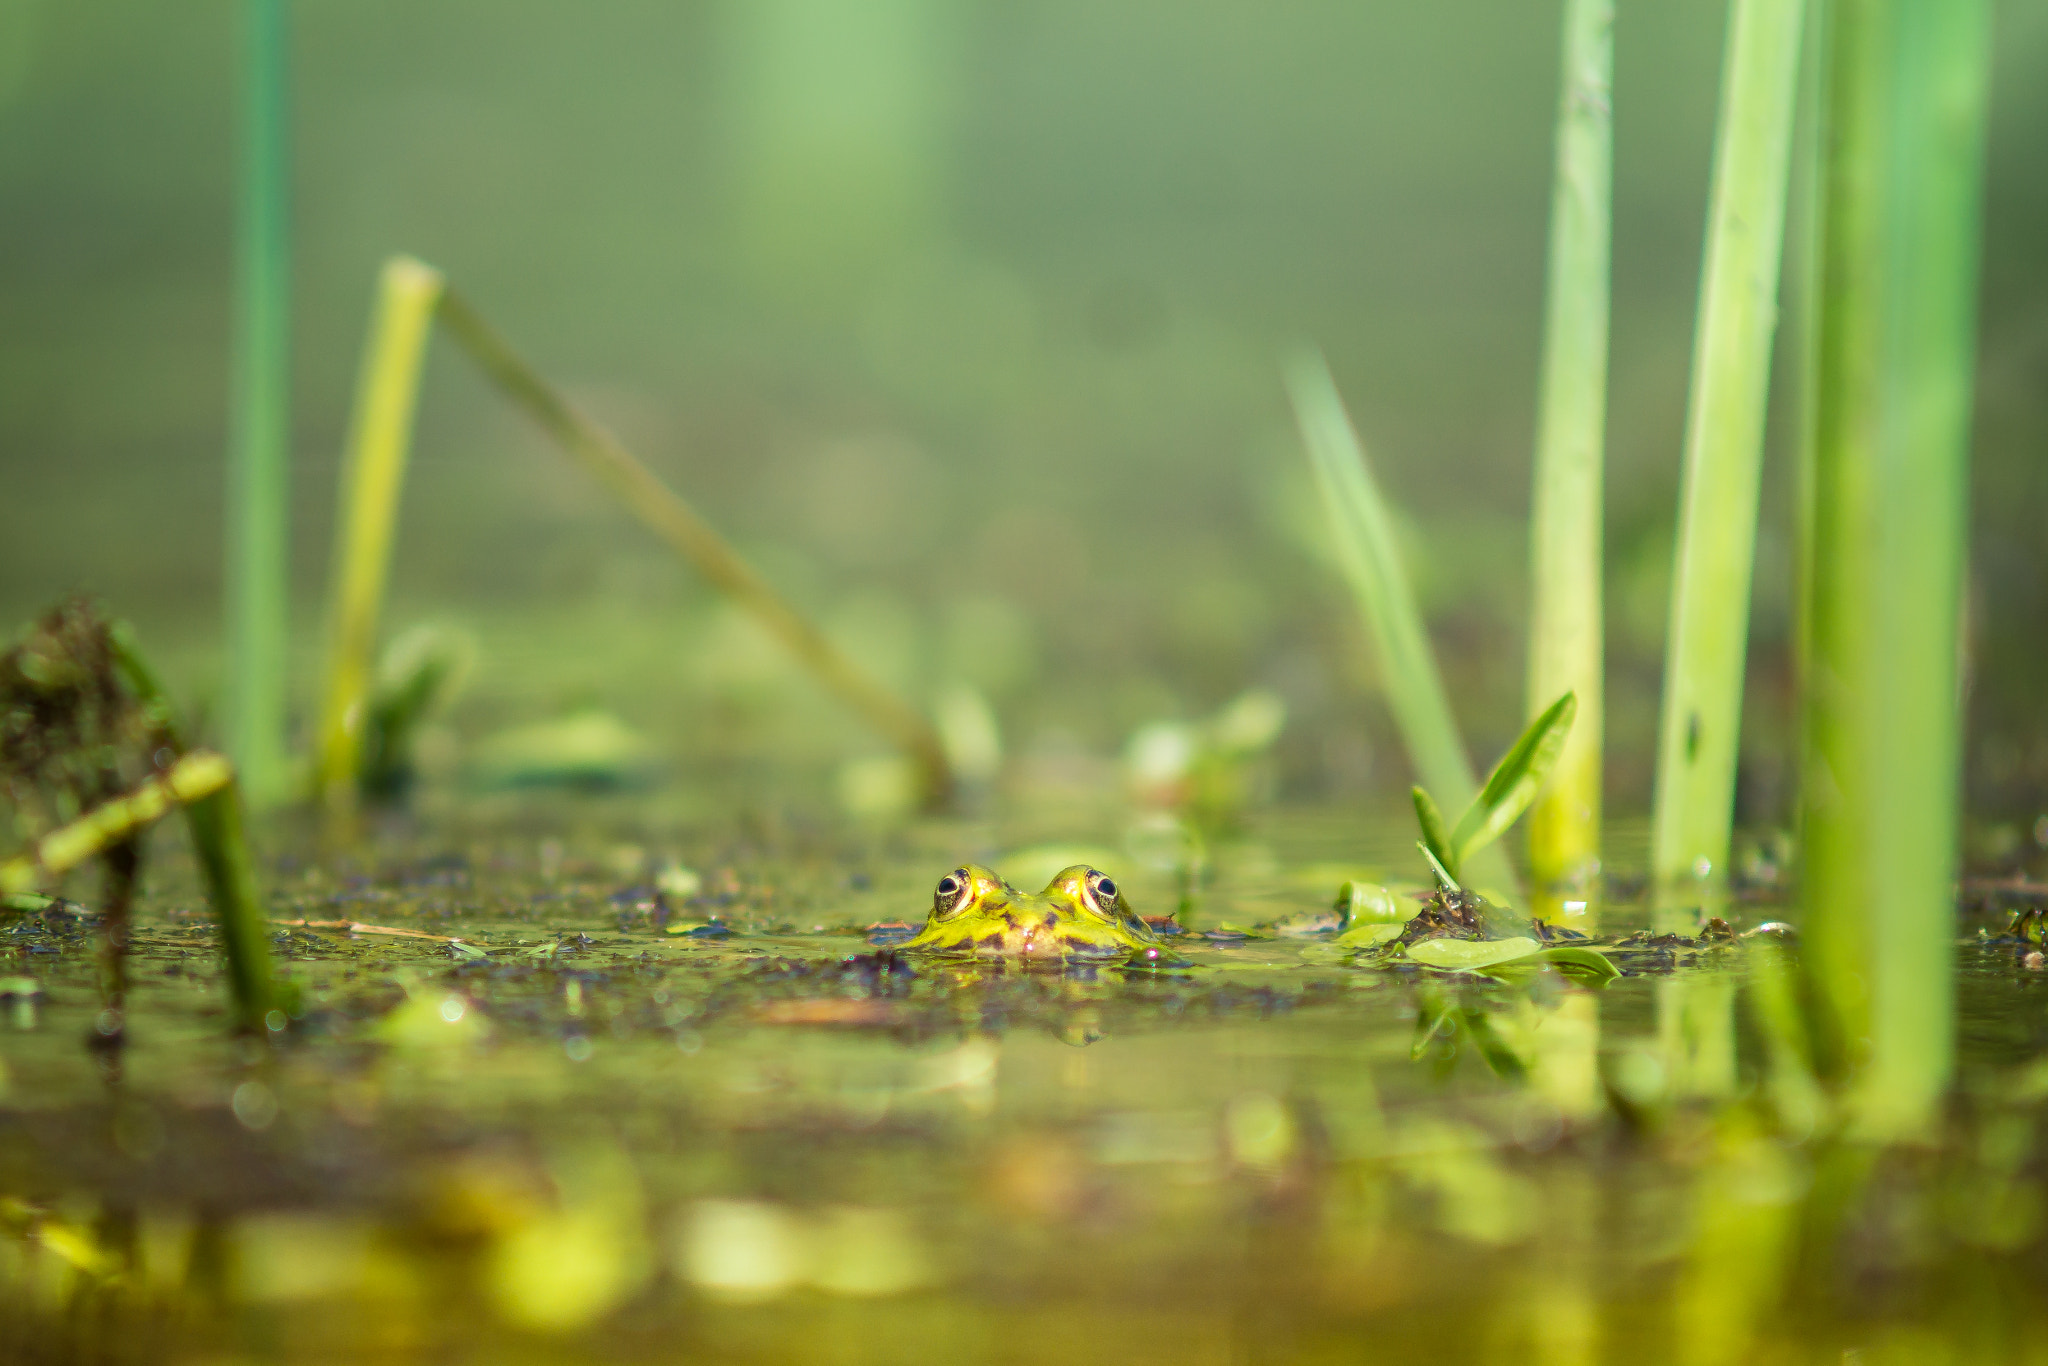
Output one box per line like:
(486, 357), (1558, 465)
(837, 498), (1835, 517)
(435, 287), (954, 807)
(1801, 0), (1992, 1137)
(223, 0), (293, 810)
(314, 256), (447, 813)
(1525, 0), (1612, 896)
(1649, 0), (1807, 931)
(1285, 349), (1516, 896)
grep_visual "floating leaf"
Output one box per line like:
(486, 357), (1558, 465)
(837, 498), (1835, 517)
(1526, 945), (1620, 984)
(1448, 691), (1577, 870)
(1334, 922), (1408, 948)
(1404, 937), (1543, 971)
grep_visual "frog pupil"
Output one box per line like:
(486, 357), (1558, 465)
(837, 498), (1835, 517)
(1095, 877), (1118, 900)
(937, 876), (959, 898)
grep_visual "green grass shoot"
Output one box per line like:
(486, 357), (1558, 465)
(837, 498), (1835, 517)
(111, 628), (284, 1032)
(1284, 348), (1517, 899)
(1524, 0), (1612, 898)
(434, 284), (955, 808)
(223, 0), (293, 810)
(1800, 0), (1992, 1138)
(1648, 0), (1807, 931)
(1411, 691), (1575, 888)
(314, 256), (447, 814)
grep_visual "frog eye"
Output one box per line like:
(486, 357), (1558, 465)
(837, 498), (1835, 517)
(934, 869), (974, 917)
(1077, 869), (1122, 918)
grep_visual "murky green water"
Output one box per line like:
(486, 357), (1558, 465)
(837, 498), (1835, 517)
(5, 807), (2047, 1364)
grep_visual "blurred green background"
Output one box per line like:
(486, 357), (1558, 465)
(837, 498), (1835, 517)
(2, 0), (2043, 823)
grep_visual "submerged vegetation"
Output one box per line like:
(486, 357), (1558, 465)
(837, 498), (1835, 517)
(0, 0), (2029, 1361)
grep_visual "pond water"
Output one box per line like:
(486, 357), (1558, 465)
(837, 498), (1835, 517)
(3, 805), (2046, 1364)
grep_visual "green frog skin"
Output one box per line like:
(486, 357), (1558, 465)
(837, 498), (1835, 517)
(901, 864), (1159, 959)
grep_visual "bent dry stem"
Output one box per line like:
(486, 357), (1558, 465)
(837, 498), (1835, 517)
(436, 286), (953, 808)
(0, 752), (279, 1032)
(315, 256), (446, 814)
(1650, 0), (1806, 931)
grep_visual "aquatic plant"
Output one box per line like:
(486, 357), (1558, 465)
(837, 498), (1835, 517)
(435, 283), (955, 806)
(1799, 0), (1993, 1137)
(1284, 350), (1517, 897)
(223, 0), (292, 809)
(1412, 691), (1576, 894)
(1649, 0), (1807, 931)
(1524, 0), (1612, 898)
(314, 255), (446, 815)
(300, 256), (955, 809)
(0, 603), (280, 1033)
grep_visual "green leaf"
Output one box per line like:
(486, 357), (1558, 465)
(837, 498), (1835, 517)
(1405, 937), (1543, 971)
(1448, 691), (1577, 869)
(1334, 921), (1408, 948)
(1458, 944), (1620, 986)
(1411, 786), (1456, 879)
(1527, 945), (1620, 984)
(1417, 842), (1461, 892)
(1336, 880), (1412, 927)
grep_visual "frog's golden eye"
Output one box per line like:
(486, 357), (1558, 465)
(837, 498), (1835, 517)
(1077, 869), (1122, 919)
(934, 869), (974, 918)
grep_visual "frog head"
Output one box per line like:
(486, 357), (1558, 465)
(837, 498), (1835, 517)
(1041, 864), (1158, 949)
(901, 863), (1156, 959)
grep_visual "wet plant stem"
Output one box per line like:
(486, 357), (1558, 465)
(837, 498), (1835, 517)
(112, 631), (284, 1032)
(314, 256), (446, 815)
(0, 753), (234, 897)
(1649, 0), (1807, 931)
(435, 287), (954, 808)
(223, 0), (292, 810)
(1800, 0), (1992, 1137)
(1285, 350), (1518, 898)
(1525, 0), (1612, 899)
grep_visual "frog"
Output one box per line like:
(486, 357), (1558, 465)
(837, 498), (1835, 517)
(900, 863), (1158, 959)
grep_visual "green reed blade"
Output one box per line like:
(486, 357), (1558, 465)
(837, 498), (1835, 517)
(183, 773), (284, 1032)
(110, 628), (284, 1032)
(1649, 0), (1807, 932)
(1285, 350), (1516, 897)
(1525, 0), (1612, 897)
(314, 257), (447, 814)
(434, 286), (954, 808)
(223, 0), (292, 810)
(1801, 0), (1991, 1137)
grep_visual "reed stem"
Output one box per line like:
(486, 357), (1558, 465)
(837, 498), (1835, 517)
(1285, 350), (1518, 898)
(314, 256), (447, 813)
(1649, 0), (1807, 931)
(111, 630), (283, 1032)
(435, 287), (953, 807)
(1525, 0), (1612, 897)
(223, 0), (292, 809)
(1800, 0), (1992, 1137)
